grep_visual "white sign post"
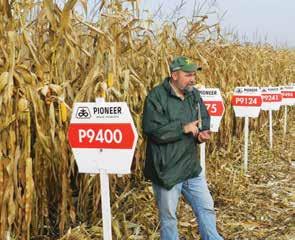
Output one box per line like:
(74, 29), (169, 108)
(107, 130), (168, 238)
(68, 101), (138, 240)
(100, 167), (111, 240)
(231, 87), (262, 172)
(97, 98), (111, 240)
(261, 87), (282, 149)
(199, 88), (225, 176)
(280, 86), (295, 136)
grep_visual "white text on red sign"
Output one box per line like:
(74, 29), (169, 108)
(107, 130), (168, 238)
(261, 94), (282, 102)
(203, 101), (224, 116)
(79, 129), (123, 144)
(68, 123), (134, 149)
(231, 96), (262, 106)
(281, 91), (295, 98)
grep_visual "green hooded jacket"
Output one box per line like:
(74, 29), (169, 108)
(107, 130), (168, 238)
(142, 77), (210, 189)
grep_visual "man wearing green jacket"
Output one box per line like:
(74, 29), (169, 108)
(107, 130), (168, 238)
(142, 56), (223, 240)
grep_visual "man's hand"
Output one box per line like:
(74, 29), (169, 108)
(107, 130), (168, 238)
(197, 130), (211, 142)
(183, 120), (200, 137)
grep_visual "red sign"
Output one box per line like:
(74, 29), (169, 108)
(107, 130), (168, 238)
(281, 91), (295, 98)
(231, 95), (262, 106)
(68, 123), (135, 149)
(261, 93), (282, 102)
(203, 101), (224, 116)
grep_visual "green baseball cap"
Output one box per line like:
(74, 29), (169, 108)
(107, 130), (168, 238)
(169, 56), (202, 72)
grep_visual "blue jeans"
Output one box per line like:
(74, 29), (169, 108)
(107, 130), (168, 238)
(152, 174), (223, 240)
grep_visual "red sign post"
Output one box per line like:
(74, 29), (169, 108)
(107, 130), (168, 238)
(68, 101), (138, 240)
(231, 87), (262, 173)
(280, 86), (295, 135)
(68, 102), (138, 174)
(198, 87), (225, 177)
(261, 87), (282, 149)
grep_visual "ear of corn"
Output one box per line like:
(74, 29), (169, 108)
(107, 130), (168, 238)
(107, 72), (114, 88)
(60, 102), (68, 123)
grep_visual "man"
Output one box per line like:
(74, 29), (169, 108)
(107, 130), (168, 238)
(142, 56), (223, 240)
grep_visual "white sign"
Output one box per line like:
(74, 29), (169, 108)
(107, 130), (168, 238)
(68, 102), (138, 174)
(231, 87), (262, 118)
(280, 86), (295, 106)
(199, 88), (224, 132)
(261, 87), (282, 111)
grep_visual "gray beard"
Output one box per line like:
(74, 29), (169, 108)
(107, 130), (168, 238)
(184, 85), (194, 92)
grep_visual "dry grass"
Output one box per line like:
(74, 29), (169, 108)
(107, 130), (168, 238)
(0, 1), (294, 239)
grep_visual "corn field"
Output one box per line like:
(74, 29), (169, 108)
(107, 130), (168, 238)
(0, 0), (294, 239)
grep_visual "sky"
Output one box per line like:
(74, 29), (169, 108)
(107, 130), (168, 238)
(140, 0), (295, 48)
(73, 0), (295, 48)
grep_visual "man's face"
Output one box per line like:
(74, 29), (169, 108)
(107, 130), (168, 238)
(171, 70), (196, 92)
